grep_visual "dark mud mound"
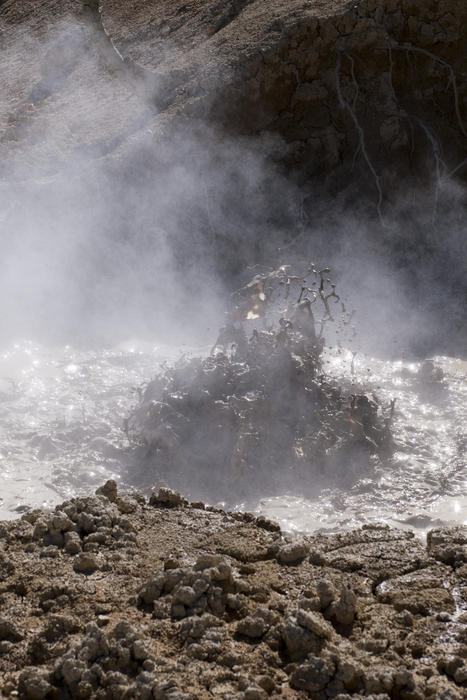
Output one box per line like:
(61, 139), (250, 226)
(126, 266), (393, 503)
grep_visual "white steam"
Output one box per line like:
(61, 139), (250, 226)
(0, 11), (465, 359)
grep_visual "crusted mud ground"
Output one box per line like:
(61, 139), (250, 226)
(0, 482), (466, 699)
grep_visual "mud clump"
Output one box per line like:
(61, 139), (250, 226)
(0, 484), (466, 698)
(126, 265), (393, 503)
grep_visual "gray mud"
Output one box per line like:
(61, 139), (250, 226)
(125, 266), (392, 505)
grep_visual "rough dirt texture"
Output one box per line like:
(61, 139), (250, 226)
(0, 482), (466, 699)
(2, 0), (467, 192)
(1, 0), (466, 352)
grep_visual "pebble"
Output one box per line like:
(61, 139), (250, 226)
(296, 609), (335, 639)
(0, 619), (23, 642)
(316, 580), (336, 609)
(18, 668), (52, 700)
(237, 615), (269, 639)
(244, 686), (268, 699)
(149, 488), (187, 508)
(95, 479), (118, 502)
(64, 531), (82, 554)
(436, 612), (451, 622)
(276, 541), (309, 565)
(195, 553), (224, 570)
(330, 587), (357, 625)
(116, 495), (138, 514)
(73, 552), (99, 574)
(40, 545), (60, 559)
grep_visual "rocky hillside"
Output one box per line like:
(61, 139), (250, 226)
(0, 484), (466, 698)
(102, 0), (467, 203)
(1, 0), (466, 352)
(2, 0), (466, 190)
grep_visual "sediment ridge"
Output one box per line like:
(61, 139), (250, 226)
(0, 482), (466, 699)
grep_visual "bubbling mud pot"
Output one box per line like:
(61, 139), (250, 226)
(1, 265), (464, 536)
(125, 265), (393, 505)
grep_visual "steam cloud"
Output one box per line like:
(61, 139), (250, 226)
(0, 12), (465, 359)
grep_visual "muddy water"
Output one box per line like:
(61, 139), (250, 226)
(261, 349), (467, 534)
(0, 340), (465, 535)
(0, 340), (184, 518)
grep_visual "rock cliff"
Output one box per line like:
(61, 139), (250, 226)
(3, 0), (467, 197)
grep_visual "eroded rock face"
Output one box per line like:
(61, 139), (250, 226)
(0, 486), (466, 698)
(2, 0), (467, 193)
(1, 0), (466, 353)
(98, 0), (467, 189)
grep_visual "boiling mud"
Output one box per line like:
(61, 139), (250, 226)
(0, 340), (465, 535)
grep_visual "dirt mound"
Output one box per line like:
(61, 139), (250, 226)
(0, 483), (466, 698)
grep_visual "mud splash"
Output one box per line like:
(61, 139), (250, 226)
(122, 266), (466, 532)
(0, 311), (465, 531)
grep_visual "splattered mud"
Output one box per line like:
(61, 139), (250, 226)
(125, 266), (392, 505)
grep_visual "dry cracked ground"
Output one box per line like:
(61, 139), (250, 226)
(0, 483), (466, 699)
